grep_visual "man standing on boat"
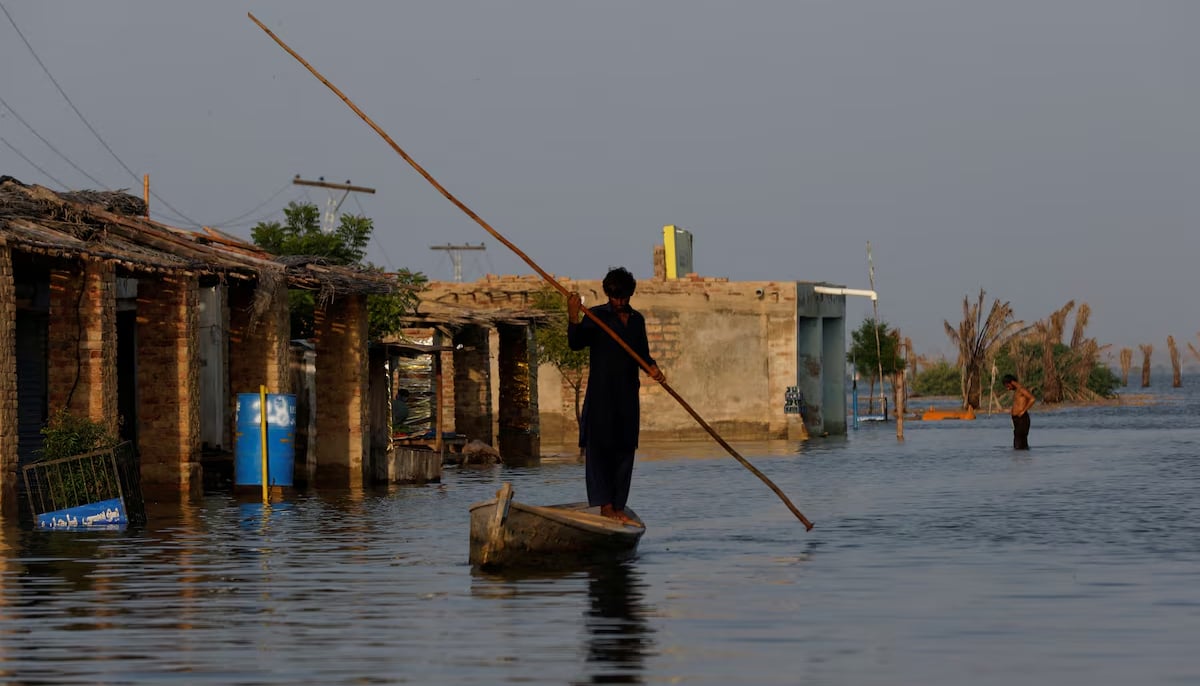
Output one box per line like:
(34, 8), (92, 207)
(567, 267), (664, 525)
(1002, 374), (1035, 450)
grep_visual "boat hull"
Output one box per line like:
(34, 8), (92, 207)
(469, 489), (645, 569)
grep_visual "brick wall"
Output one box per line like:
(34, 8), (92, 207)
(313, 293), (368, 486)
(497, 323), (539, 462)
(228, 279), (291, 397)
(0, 245), (16, 515)
(452, 325), (491, 443)
(136, 273), (201, 498)
(419, 273), (843, 441)
(47, 262), (118, 433)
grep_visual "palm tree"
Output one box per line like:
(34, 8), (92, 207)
(1055, 302), (1110, 403)
(943, 289), (1029, 409)
(1038, 300), (1075, 403)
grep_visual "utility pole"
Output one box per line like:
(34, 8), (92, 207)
(293, 176), (376, 232)
(430, 243), (486, 282)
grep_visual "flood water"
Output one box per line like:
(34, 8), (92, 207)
(2, 387), (1199, 685)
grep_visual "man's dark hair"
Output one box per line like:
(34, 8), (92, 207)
(602, 267), (637, 299)
(1002, 374), (1017, 385)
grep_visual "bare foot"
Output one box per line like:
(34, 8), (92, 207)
(612, 509), (641, 526)
(599, 505), (641, 526)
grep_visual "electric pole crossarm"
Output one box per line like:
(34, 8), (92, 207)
(292, 178), (376, 194)
(430, 243), (486, 282)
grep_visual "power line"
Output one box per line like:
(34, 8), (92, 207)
(0, 1), (201, 227)
(220, 195), (306, 231)
(352, 193), (395, 270)
(0, 93), (107, 188)
(1, 135), (68, 188)
(209, 180), (293, 227)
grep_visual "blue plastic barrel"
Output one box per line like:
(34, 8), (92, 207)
(234, 393), (296, 487)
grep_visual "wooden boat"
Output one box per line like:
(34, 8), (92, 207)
(469, 483), (646, 569)
(920, 406), (976, 421)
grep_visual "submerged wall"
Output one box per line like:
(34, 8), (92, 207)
(421, 274), (848, 448)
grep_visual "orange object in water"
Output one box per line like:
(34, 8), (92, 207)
(921, 406), (977, 421)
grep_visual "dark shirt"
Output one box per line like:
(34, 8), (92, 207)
(568, 303), (656, 452)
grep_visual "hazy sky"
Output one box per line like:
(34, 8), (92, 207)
(2, 2), (1198, 360)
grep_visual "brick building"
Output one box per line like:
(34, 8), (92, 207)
(419, 271), (849, 451)
(0, 178), (396, 518)
(381, 306), (549, 466)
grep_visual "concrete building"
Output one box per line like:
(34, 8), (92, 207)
(418, 272), (849, 450)
(0, 178), (396, 519)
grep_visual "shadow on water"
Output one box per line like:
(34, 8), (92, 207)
(473, 559), (656, 685)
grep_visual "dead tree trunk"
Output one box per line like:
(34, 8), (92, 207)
(1168, 336), (1182, 388)
(1119, 348), (1132, 387)
(1139, 344), (1153, 388)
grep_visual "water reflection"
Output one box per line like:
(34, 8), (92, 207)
(470, 559), (655, 684)
(576, 561), (654, 685)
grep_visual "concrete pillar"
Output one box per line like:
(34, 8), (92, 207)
(313, 293), (368, 487)
(0, 246), (17, 517)
(796, 316), (823, 435)
(821, 316), (847, 435)
(497, 323), (539, 464)
(136, 273), (202, 500)
(452, 324), (492, 444)
(46, 262), (118, 434)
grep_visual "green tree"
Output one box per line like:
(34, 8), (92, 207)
(530, 286), (589, 434)
(993, 339), (1119, 403)
(848, 318), (905, 414)
(988, 300), (1118, 405)
(911, 359), (961, 397)
(366, 268), (429, 341)
(252, 201), (371, 264)
(251, 202), (426, 341)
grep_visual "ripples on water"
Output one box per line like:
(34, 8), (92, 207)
(2, 388), (1199, 684)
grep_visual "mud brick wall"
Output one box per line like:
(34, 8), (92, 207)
(420, 272), (843, 442)
(497, 323), (539, 463)
(47, 261), (118, 434)
(452, 325), (492, 444)
(136, 273), (201, 497)
(313, 293), (368, 486)
(228, 279), (291, 397)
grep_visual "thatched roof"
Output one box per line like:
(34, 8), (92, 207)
(0, 176), (397, 297)
(401, 301), (553, 328)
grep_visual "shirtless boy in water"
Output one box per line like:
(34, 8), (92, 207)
(1002, 374), (1035, 450)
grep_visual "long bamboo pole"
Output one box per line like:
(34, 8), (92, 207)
(248, 12), (813, 530)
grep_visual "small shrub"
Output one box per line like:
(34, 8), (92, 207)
(38, 410), (119, 462)
(35, 411), (121, 510)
